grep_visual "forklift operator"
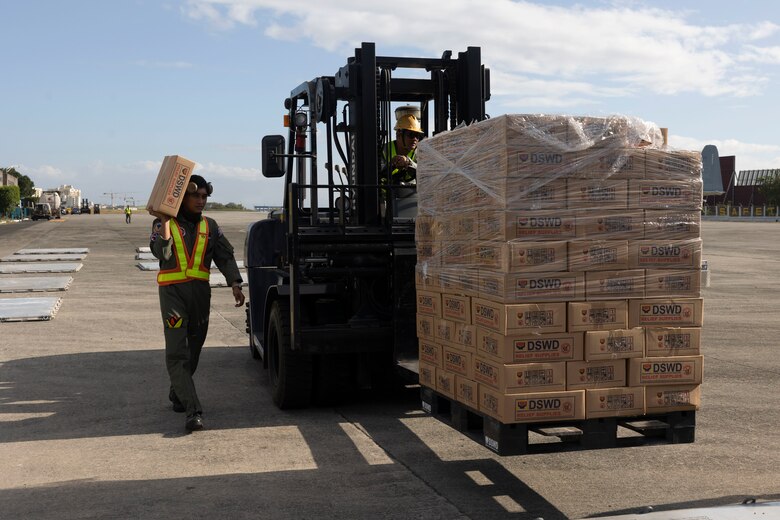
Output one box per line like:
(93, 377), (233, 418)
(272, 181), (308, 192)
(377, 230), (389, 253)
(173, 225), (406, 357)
(148, 174), (245, 432)
(381, 114), (424, 185)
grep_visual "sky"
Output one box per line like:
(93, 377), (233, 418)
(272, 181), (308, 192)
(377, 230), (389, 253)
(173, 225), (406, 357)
(3, 0), (780, 207)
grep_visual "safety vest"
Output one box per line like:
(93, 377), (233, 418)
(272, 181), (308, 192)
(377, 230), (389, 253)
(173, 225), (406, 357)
(386, 141), (416, 183)
(157, 218), (211, 285)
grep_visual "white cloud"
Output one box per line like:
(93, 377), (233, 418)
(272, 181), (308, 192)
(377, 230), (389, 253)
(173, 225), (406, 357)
(195, 162), (261, 181)
(181, 0), (780, 99)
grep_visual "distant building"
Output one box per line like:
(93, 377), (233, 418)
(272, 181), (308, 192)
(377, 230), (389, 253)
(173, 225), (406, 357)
(708, 155), (779, 206)
(1, 169), (19, 187)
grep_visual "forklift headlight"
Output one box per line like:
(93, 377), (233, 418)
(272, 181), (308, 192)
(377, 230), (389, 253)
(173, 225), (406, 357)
(294, 111), (308, 128)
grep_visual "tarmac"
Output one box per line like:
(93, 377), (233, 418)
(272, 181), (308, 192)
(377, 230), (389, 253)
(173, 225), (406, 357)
(1, 211), (779, 519)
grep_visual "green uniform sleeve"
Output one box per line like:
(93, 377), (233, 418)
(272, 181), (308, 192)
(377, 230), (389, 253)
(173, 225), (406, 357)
(150, 218), (173, 261)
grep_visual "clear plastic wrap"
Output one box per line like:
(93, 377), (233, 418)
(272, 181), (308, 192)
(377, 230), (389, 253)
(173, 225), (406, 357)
(415, 114), (703, 421)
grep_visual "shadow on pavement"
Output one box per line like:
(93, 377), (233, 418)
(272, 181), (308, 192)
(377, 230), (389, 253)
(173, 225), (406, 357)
(0, 346), (566, 519)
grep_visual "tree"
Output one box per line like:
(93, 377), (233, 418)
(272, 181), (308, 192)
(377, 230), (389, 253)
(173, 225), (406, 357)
(758, 174), (780, 206)
(0, 185), (21, 217)
(17, 174), (35, 199)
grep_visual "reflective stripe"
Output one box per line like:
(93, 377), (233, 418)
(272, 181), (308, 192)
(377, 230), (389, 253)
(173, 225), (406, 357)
(157, 218), (210, 285)
(388, 141), (416, 180)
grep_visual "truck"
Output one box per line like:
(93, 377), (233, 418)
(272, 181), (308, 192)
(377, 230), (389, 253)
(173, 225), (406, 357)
(245, 42), (490, 408)
(34, 192), (62, 220)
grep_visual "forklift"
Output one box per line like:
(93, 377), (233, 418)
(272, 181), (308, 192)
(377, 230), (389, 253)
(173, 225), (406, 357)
(245, 42), (490, 408)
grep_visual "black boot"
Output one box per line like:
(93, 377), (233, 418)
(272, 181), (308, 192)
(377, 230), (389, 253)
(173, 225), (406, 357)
(185, 413), (203, 431)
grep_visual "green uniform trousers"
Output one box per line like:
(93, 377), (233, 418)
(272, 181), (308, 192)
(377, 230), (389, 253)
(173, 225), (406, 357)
(159, 280), (211, 416)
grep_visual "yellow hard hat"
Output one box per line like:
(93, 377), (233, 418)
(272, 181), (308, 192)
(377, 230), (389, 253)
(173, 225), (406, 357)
(394, 114), (424, 135)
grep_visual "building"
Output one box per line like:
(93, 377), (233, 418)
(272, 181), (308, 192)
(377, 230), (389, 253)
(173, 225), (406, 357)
(707, 155), (779, 207)
(1, 169), (19, 187)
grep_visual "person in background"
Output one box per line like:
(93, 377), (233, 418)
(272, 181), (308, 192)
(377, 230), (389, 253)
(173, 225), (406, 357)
(124, 205), (132, 224)
(380, 113), (424, 185)
(148, 174), (245, 432)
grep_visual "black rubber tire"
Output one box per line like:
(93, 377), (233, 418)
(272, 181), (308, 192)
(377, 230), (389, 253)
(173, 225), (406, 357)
(267, 300), (312, 409)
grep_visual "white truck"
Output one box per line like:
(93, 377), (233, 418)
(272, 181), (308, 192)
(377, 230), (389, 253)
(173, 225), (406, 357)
(34, 192), (62, 220)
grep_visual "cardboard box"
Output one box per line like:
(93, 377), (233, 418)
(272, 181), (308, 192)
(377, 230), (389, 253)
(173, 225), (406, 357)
(509, 148), (578, 177)
(478, 271), (585, 303)
(568, 300), (629, 332)
(584, 328), (645, 360)
(629, 180), (703, 209)
(455, 376), (480, 409)
(644, 150), (702, 180)
(416, 241), (439, 267)
(629, 239), (702, 270)
(575, 210), (645, 239)
(511, 241), (568, 272)
(416, 289), (442, 317)
(439, 241), (471, 266)
(441, 293), (471, 324)
(479, 387), (586, 424)
(568, 179), (629, 209)
(645, 385), (701, 412)
(416, 314), (435, 340)
(147, 155), (196, 217)
(473, 357), (567, 393)
(443, 347), (473, 379)
(568, 240), (630, 271)
(437, 211), (480, 239)
(455, 322), (477, 352)
(472, 298), (567, 334)
(573, 148), (647, 179)
(586, 270), (645, 300)
(415, 215), (439, 241)
(434, 317), (456, 345)
(418, 339), (442, 367)
(436, 369), (456, 398)
(415, 265), (440, 292)
(418, 360), (436, 389)
(628, 356), (704, 386)
(628, 298), (704, 327)
(438, 266), (479, 296)
(586, 387), (645, 418)
(474, 177), (568, 210)
(566, 359), (627, 389)
(644, 210), (701, 240)
(471, 242), (513, 271)
(645, 269), (701, 298)
(479, 210), (576, 241)
(476, 329), (584, 363)
(645, 327), (702, 357)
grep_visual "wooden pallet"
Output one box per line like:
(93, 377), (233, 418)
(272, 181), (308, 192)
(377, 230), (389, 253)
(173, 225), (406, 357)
(421, 387), (695, 456)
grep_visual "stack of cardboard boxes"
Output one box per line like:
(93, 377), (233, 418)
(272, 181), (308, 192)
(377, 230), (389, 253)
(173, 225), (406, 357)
(415, 114), (703, 425)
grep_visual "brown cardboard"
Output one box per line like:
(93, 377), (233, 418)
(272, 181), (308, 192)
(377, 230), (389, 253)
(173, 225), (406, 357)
(478, 271), (585, 303)
(645, 327), (702, 357)
(629, 179), (703, 209)
(628, 298), (704, 327)
(568, 179), (629, 210)
(438, 267), (479, 296)
(566, 359), (627, 389)
(439, 241), (471, 266)
(586, 387), (645, 418)
(434, 317), (456, 345)
(479, 387), (586, 424)
(568, 240), (630, 271)
(455, 376), (480, 409)
(415, 265), (440, 292)
(473, 177), (567, 210)
(416, 241), (439, 267)
(416, 314), (435, 340)
(568, 300), (629, 332)
(645, 269), (701, 298)
(509, 148), (578, 177)
(574, 148), (647, 179)
(628, 356), (703, 386)
(415, 215), (438, 240)
(436, 369), (456, 398)
(644, 150), (702, 180)
(584, 328), (645, 360)
(575, 210), (645, 239)
(644, 210), (701, 240)
(418, 360), (436, 389)
(645, 384), (701, 412)
(511, 241), (568, 272)
(476, 329), (584, 363)
(147, 155), (196, 217)
(441, 293), (472, 324)
(472, 298), (567, 334)
(472, 357), (567, 393)
(629, 239), (702, 270)
(479, 210), (576, 241)
(471, 242), (513, 271)
(443, 347), (473, 379)
(416, 289), (442, 317)
(454, 322), (477, 352)
(437, 211), (480, 239)
(418, 339), (442, 367)
(585, 270), (645, 300)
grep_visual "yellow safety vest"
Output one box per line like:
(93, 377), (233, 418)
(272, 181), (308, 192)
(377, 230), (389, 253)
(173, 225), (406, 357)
(157, 218), (211, 285)
(386, 141), (416, 183)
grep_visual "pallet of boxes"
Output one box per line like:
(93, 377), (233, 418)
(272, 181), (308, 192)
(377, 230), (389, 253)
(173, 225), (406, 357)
(415, 114), (703, 455)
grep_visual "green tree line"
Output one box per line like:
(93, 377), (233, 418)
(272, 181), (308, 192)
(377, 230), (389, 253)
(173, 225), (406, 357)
(0, 167), (36, 216)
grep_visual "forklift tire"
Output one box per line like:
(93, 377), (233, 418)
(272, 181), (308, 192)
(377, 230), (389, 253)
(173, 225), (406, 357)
(267, 300), (313, 409)
(247, 302), (261, 360)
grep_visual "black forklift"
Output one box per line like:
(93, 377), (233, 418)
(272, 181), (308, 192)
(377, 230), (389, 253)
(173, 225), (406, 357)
(245, 42), (490, 408)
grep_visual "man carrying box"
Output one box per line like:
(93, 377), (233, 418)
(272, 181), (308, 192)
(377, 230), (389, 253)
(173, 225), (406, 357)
(149, 174), (245, 432)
